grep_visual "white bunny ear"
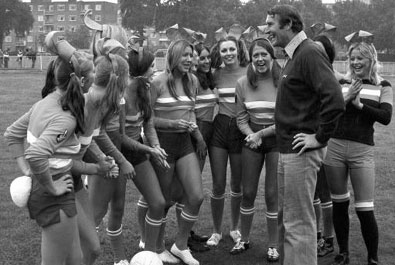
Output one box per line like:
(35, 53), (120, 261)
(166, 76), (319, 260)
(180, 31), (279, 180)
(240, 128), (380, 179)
(242, 26), (257, 43)
(166, 24), (181, 41)
(215, 27), (227, 42)
(83, 9), (103, 31)
(192, 31), (207, 44)
(311, 22), (337, 37)
(345, 30), (374, 44)
(256, 25), (269, 38)
(228, 24), (245, 40)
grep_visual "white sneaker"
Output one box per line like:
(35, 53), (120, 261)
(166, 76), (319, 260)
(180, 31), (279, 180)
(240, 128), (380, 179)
(229, 230), (241, 243)
(138, 240), (145, 250)
(158, 249), (179, 264)
(114, 259), (129, 265)
(206, 233), (222, 246)
(170, 243), (199, 265)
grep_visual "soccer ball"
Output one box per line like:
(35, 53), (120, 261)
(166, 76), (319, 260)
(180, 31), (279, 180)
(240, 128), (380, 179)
(10, 176), (32, 208)
(130, 251), (163, 265)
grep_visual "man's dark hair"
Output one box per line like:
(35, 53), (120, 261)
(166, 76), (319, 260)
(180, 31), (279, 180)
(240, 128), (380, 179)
(267, 5), (304, 33)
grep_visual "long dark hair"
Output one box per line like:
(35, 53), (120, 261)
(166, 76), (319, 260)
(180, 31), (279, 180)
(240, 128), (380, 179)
(246, 38), (281, 89)
(54, 56), (85, 134)
(41, 60), (56, 98)
(166, 39), (195, 99)
(194, 43), (214, 90)
(128, 47), (155, 122)
(211, 36), (249, 69)
(313, 34), (336, 64)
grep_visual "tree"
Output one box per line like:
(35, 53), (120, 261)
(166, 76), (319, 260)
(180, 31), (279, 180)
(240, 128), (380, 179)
(0, 0), (34, 49)
(65, 26), (91, 50)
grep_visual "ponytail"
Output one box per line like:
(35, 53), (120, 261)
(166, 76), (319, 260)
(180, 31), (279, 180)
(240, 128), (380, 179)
(134, 77), (152, 122)
(60, 73), (85, 134)
(41, 60), (56, 98)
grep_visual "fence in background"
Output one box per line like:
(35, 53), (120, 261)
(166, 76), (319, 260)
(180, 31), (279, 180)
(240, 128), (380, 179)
(1, 56), (395, 76)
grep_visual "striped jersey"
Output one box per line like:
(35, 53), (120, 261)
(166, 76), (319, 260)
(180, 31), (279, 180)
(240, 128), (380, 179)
(236, 76), (277, 135)
(151, 72), (197, 133)
(195, 78), (217, 122)
(214, 66), (247, 118)
(4, 90), (81, 176)
(332, 79), (393, 145)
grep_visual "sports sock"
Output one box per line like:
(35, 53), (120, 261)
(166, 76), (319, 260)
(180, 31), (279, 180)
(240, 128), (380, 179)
(356, 210), (378, 262)
(332, 200), (350, 254)
(107, 225), (126, 262)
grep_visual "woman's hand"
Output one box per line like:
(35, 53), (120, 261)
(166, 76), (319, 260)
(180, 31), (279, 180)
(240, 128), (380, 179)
(97, 156), (117, 177)
(172, 119), (192, 131)
(351, 94), (364, 109)
(345, 79), (363, 103)
(195, 139), (207, 160)
(52, 174), (74, 196)
(119, 160), (136, 180)
(245, 133), (262, 149)
(150, 146), (170, 169)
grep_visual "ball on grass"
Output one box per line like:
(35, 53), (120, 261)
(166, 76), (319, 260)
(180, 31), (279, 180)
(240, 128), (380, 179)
(130, 251), (163, 265)
(10, 176), (32, 208)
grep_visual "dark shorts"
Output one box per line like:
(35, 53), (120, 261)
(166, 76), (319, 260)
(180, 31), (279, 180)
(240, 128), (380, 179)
(210, 114), (244, 154)
(121, 137), (148, 166)
(28, 172), (77, 228)
(191, 119), (214, 148)
(243, 122), (277, 154)
(157, 131), (195, 163)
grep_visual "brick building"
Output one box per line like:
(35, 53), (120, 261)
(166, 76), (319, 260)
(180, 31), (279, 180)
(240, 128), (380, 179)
(2, 0), (120, 53)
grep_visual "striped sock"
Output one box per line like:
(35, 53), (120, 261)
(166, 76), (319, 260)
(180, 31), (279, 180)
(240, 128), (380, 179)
(107, 225), (126, 262)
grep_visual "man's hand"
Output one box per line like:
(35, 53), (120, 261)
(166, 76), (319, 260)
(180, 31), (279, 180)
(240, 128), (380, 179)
(292, 133), (324, 155)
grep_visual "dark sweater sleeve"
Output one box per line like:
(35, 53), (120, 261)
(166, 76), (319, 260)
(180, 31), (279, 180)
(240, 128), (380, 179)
(303, 46), (345, 144)
(360, 82), (393, 125)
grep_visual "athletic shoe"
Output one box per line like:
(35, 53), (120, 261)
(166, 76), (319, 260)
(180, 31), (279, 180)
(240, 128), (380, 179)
(331, 252), (350, 265)
(138, 240), (145, 250)
(368, 258), (379, 265)
(114, 259), (129, 265)
(158, 249), (179, 264)
(267, 247), (280, 262)
(206, 233), (222, 246)
(230, 240), (250, 255)
(190, 230), (209, 242)
(188, 237), (210, 252)
(170, 243), (200, 265)
(318, 238), (334, 257)
(229, 230), (241, 243)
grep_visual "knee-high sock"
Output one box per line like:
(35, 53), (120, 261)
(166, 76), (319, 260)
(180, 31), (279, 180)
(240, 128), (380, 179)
(314, 198), (322, 238)
(321, 201), (334, 238)
(240, 206), (255, 241)
(137, 199), (149, 243)
(230, 191), (242, 230)
(332, 200), (350, 254)
(266, 211), (279, 248)
(144, 215), (163, 252)
(176, 210), (199, 249)
(107, 225), (126, 262)
(175, 203), (185, 228)
(210, 193), (225, 233)
(157, 217), (167, 251)
(356, 210), (378, 262)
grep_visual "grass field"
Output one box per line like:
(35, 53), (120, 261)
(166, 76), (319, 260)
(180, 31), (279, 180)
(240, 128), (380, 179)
(1, 72), (394, 265)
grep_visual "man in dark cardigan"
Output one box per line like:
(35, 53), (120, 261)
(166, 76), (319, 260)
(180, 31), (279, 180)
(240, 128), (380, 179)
(265, 5), (345, 265)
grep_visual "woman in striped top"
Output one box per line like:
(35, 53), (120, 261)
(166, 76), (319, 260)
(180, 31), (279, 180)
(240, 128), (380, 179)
(231, 38), (281, 262)
(151, 39), (205, 265)
(4, 53), (93, 265)
(193, 43), (216, 170)
(115, 47), (168, 259)
(323, 40), (392, 265)
(206, 35), (248, 247)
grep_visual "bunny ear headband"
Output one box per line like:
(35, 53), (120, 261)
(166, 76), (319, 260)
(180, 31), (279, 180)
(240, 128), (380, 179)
(166, 24), (207, 44)
(241, 25), (269, 43)
(344, 30), (374, 44)
(310, 22), (337, 37)
(83, 9), (128, 57)
(215, 24), (246, 42)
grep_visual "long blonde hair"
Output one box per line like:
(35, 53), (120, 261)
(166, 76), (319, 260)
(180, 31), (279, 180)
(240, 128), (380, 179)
(165, 39), (194, 99)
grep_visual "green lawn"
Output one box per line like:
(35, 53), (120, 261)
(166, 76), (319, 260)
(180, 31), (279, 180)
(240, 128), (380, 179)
(1, 72), (394, 265)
